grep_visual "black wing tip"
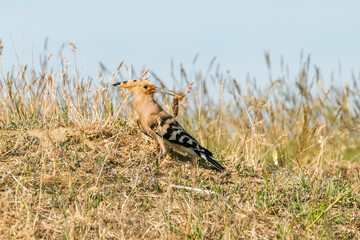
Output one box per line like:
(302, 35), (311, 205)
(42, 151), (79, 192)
(195, 151), (225, 172)
(203, 148), (213, 157)
(212, 162), (226, 172)
(112, 82), (121, 86)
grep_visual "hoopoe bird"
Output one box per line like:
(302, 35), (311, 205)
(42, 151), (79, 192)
(113, 79), (225, 171)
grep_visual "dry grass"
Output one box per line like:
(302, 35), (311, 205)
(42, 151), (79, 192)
(0, 41), (359, 239)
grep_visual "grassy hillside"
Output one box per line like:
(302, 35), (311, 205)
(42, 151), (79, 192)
(0, 43), (359, 239)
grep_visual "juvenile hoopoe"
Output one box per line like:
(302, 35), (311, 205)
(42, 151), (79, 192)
(113, 79), (225, 171)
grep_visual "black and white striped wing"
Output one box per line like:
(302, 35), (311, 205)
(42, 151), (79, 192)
(151, 114), (225, 171)
(152, 115), (213, 157)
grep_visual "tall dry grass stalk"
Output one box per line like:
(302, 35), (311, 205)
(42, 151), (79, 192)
(167, 54), (360, 170)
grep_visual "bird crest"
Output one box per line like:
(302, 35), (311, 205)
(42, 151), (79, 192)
(112, 79), (154, 89)
(113, 69), (152, 89)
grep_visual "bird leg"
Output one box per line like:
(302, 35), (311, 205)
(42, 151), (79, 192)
(155, 135), (169, 159)
(157, 152), (166, 160)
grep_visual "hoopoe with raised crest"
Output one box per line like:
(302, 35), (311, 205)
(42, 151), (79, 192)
(113, 79), (225, 171)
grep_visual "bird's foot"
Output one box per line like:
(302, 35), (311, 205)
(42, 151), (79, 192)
(156, 151), (168, 160)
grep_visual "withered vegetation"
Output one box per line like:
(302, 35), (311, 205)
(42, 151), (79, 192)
(0, 41), (359, 239)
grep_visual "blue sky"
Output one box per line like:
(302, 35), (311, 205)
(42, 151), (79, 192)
(1, 0), (359, 87)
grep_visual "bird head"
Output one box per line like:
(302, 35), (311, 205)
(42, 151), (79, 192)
(113, 80), (158, 96)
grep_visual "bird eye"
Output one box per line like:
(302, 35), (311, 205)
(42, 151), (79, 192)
(143, 85), (148, 89)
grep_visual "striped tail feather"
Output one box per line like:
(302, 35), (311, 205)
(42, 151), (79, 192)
(196, 151), (225, 172)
